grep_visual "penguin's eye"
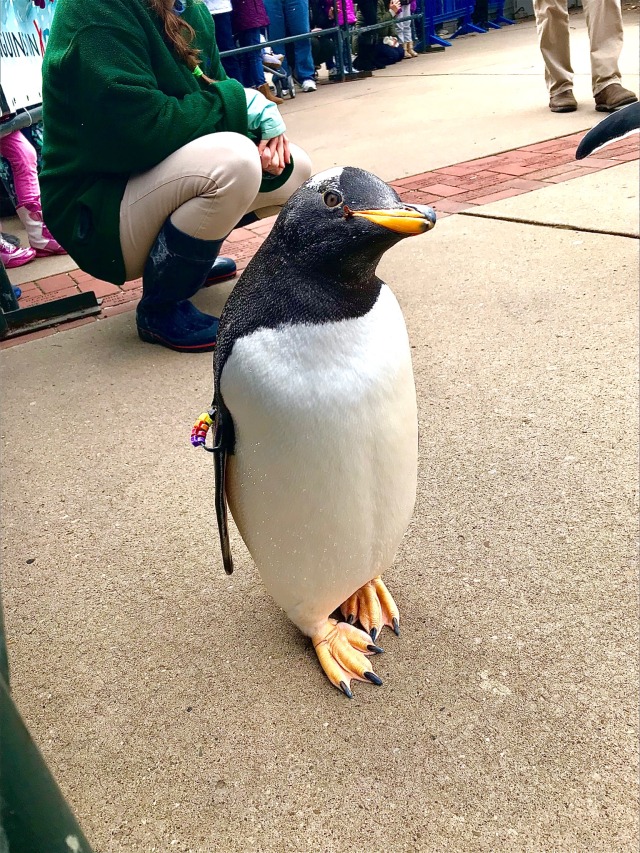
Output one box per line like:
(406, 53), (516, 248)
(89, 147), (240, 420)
(323, 190), (343, 209)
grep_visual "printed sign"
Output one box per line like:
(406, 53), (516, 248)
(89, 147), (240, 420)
(0, 0), (57, 114)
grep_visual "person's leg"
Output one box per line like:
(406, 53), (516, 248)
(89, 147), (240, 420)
(119, 135), (311, 351)
(533, 0), (573, 96)
(282, 0), (316, 85)
(376, 44), (404, 67)
(264, 0), (289, 73)
(472, 0), (489, 24)
(0, 131), (39, 206)
(119, 133), (263, 351)
(213, 12), (243, 83)
(0, 131), (66, 255)
(239, 29), (283, 103)
(238, 28), (266, 88)
(582, 0), (637, 110)
(397, 6), (412, 55)
(355, 0), (378, 71)
(311, 34), (325, 70)
(583, 0), (622, 94)
(120, 133), (263, 280)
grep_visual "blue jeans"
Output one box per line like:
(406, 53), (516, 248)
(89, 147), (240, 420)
(212, 12), (243, 84)
(264, 0), (315, 82)
(237, 28), (266, 88)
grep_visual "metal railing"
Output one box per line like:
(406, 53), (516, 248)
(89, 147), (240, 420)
(0, 105), (43, 138)
(220, 0), (515, 81)
(219, 0), (514, 83)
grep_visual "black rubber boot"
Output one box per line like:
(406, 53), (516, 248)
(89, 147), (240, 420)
(136, 217), (225, 353)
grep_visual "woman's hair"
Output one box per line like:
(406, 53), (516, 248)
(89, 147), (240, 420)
(147, 0), (214, 82)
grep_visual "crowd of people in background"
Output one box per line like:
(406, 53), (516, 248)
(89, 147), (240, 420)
(204, 0), (639, 106)
(0, 0), (418, 278)
(1, 0), (637, 283)
(205, 0), (422, 96)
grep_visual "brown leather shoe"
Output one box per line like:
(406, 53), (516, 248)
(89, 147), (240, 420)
(257, 83), (284, 106)
(549, 90), (578, 113)
(594, 83), (638, 113)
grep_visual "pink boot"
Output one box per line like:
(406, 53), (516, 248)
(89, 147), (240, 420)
(0, 235), (36, 268)
(16, 202), (67, 257)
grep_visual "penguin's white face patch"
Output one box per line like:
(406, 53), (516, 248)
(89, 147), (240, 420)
(305, 167), (344, 191)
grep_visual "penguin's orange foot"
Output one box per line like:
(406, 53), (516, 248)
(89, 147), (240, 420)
(340, 576), (400, 643)
(312, 619), (384, 698)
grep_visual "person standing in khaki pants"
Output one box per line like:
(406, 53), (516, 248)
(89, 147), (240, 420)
(534, 0), (638, 112)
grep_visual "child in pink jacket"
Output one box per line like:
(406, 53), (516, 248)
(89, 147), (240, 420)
(325, 0), (356, 76)
(328, 0), (356, 27)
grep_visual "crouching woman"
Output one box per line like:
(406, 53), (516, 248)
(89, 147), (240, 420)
(40, 0), (312, 352)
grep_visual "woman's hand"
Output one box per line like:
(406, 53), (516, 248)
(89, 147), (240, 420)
(258, 134), (291, 176)
(389, 0), (401, 14)
(244, 88), (286, 153)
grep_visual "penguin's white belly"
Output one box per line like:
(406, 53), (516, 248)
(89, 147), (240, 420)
(221, 285), (418, 636)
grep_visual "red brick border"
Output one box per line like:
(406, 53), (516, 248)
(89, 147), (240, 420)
(2, 130), (638, 350)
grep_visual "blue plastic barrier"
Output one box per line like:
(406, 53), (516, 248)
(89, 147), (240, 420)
(425, 1), (486, 48)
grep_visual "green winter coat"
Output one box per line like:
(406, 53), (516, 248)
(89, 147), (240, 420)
(40, 0), (287, 284)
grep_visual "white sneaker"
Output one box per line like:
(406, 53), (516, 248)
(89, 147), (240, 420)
(301, 79), (317, 93)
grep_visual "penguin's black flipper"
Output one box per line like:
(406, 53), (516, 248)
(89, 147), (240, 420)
(213, 405), (234, 576)
(576, 102), (640, 159)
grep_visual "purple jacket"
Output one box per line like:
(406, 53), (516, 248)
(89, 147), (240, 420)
(232, 0), (269, 32)
(326, 0), (356, 26)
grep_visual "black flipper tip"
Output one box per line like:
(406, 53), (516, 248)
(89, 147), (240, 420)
(364, 671), (383, 686)
(392, 617), (400, 637)
(339, 680), (353, 699)
(347, 614), (356, 625)
(369, 627), (378, 643)
(367, 644), (384, 654)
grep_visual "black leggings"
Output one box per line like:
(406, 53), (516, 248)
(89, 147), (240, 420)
(355, 0), (379, 71)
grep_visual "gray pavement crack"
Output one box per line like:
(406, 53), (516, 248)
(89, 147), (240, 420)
(457, 210), (639, 240)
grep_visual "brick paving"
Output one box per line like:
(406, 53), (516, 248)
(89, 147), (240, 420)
(2, 130), (638, 350)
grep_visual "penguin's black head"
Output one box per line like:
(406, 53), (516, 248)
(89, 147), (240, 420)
(269, 166), (436, 284)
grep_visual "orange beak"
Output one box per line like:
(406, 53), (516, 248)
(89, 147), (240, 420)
(350, 205), (436, 235)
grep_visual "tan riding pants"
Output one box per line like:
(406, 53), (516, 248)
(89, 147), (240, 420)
(533, 0), (625, 96)
(119, 132), (312, 281)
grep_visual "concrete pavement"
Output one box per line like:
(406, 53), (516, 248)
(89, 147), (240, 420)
(1, 9), (638, 853)
(282, 12), (640, 178)
(467, 159), (639, 236)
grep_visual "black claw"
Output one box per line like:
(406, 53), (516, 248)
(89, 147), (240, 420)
(347, 614), (356, 625)
(367, 643), (384, 654)
(339, 680), (353, 699)
(392, 617), (400, 637)
(369, 627), (378, 643)
(364, 671), (383, 686)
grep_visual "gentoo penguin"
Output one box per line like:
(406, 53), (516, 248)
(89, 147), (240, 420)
(208, 167), (435, 697)
(576, 102), (640, 159)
